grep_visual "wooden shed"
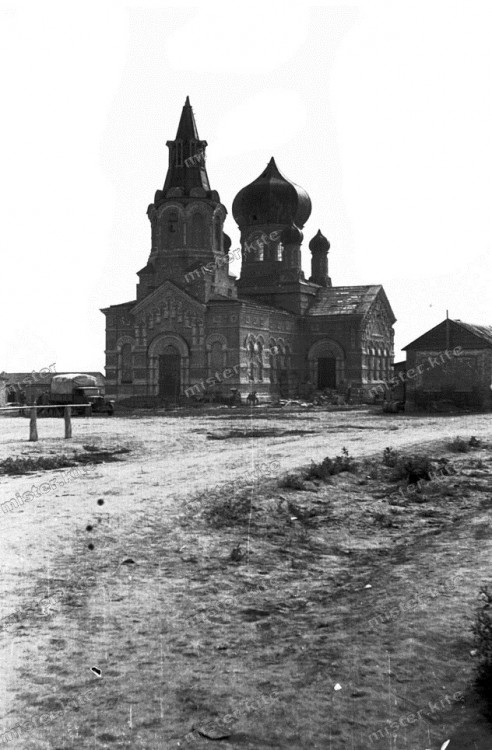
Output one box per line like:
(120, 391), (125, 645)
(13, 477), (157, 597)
(403, 319), (492, 411)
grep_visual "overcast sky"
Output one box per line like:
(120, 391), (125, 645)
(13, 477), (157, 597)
(1, 0), (491, 371)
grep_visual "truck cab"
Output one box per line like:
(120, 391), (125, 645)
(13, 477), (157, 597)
(73, 386), (114, 414)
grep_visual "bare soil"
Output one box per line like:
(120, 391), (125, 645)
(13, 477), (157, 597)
(0, 406), (491, 749)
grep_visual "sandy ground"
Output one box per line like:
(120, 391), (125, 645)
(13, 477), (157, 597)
(0, 406), (491, 749)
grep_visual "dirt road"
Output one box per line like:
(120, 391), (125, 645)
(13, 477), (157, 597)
(0, 407), (491, 749)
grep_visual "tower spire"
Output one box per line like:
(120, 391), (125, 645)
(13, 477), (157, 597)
(175, 96), (199, 140)
(163, 98), (210, 194)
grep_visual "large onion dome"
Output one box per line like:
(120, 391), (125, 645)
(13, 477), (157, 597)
(232, 157), (312, 229)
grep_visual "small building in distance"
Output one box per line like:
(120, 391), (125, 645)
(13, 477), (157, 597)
(403, 319), (492, 411)
(2, 371), (105, 405)
(0, 374), (8, 407)
(391, 360), (406, 403)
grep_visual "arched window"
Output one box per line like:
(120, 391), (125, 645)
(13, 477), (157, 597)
(191, 213), (205, 247)
(166, 211), (180, 248)
(269, 340), (278, 384)
(210, 341), (223, 372)
(278, 344), (285, 370)
(368, 351), (375, 381)
(121, 343), (133, 384)
(248, 340), (256, 381)
(285, 344), (292, 370)
(378, 352), (384, 381)
(257, 341), (263, 381)
(174, 141), (183, 166)
(214, 216), (222, 251)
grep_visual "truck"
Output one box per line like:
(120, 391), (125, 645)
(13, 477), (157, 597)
(39, 374), (114, 416)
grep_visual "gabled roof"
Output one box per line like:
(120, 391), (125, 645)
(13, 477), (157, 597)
(403, 318), (492, 350)
(306, 285), (388, 318)
(236, 296), (297, 317)
(132, 279), (205, 317)
(454, 320), (492, 347)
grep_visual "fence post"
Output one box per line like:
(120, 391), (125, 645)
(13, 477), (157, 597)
(64, 406), (72, 439)
(29, 407), (38, 442)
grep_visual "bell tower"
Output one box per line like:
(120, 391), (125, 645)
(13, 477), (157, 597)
(136, 97), (235, 303)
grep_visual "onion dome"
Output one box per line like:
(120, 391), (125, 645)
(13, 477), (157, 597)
(232, 157), (312, 229)
(309, 229), (330, 253)
(223, 233), (232, 253)
(280, 225), (303, 245)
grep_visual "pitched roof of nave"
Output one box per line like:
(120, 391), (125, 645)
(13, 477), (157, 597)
(306, 285), (395, 320)
(100, 300), (136, 313)
(102, 287), (393, 320)
(235, 297), (299, 316)
(209, 294), (297, 317)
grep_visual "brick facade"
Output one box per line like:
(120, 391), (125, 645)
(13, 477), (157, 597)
(101, 99), (395, 404)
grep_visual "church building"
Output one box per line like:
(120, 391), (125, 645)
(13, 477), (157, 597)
(102, 98), (395, 403)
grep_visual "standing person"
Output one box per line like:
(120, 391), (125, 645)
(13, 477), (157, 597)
(346, 381), (352, 405)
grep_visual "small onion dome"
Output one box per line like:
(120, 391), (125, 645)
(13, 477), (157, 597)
(223, 233), (232, 252)
(280, 225), (303, 245)
(232, 157), (312, 229)
(309, 229), (330, 253)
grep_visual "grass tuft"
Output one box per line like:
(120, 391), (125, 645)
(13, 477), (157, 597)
(305, 448), (356, 481)
(448, 436), (471, 453)
(201, 487), (253, 528)
(391, 454), (433, 483)
(382, 447), (399, 467)
(279, 473), (308, 490)
(0, 455), (77, 475)
(472, 585), (492, 716)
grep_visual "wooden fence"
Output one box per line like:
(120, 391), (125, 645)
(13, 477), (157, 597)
(0, 405), (92, 441)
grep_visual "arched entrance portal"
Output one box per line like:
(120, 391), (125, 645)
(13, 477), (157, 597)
(317, 356), (337, 389)
(308, 339), (345, 390)
(148, 333), (190, 399)
(158, 345), (181, 399)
